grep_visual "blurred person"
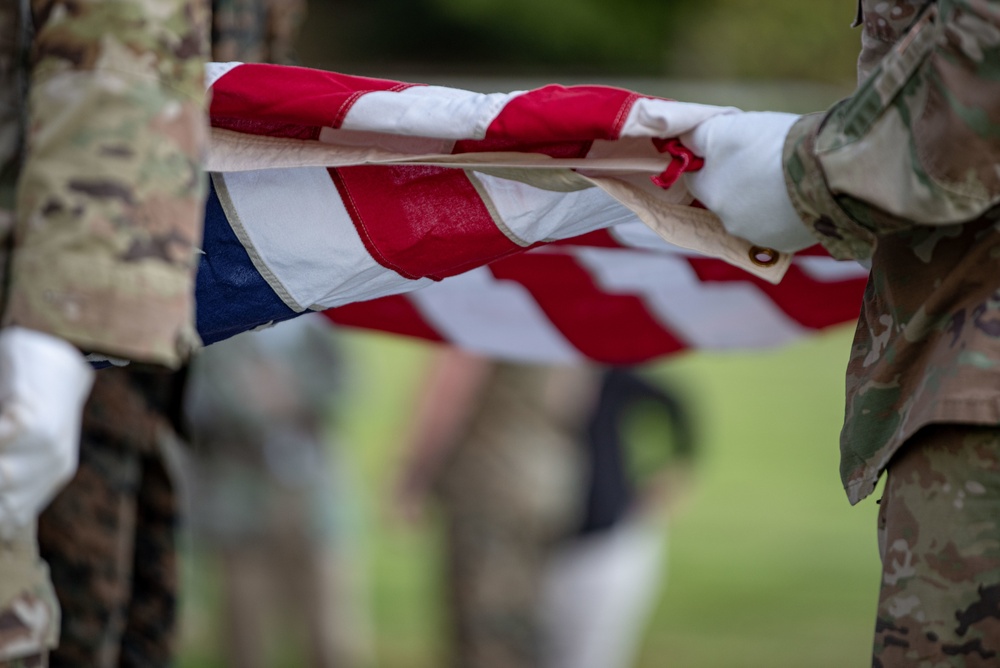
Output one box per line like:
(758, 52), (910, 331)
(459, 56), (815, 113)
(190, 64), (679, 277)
(394, 349), (695, 668)
(0, 0), (208, 664)
(540, 367), (695, 668)
(182, 315), (372, 668)
(177, 5), (375, 666)
(212, 0), (307, 65)
(670, 0), (1000, 663)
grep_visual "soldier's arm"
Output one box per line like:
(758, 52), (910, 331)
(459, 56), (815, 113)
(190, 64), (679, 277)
(4, 0), (210, 368)
(785, 0), (1000, 260)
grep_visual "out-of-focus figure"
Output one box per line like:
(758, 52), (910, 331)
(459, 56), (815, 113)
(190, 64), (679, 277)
(182, 315), (373, 668)
(394, 349), (696, 668)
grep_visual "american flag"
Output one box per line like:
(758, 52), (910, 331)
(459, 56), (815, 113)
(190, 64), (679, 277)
(196, 62), (867, 363)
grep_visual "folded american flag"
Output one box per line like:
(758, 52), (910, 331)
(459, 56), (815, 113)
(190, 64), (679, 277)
(196, 62), (867, 363)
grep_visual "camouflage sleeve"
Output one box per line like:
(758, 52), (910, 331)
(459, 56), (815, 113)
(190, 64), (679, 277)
(783, 1), (1000, 260)
(3, 0), (210, 368)
(0, 527), (60, 663)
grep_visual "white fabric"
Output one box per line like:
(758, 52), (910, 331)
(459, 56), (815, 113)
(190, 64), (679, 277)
(541, 516), (667, 668)
(205, 61), (242, 89)
(343, 86), (514, 140)
(619, 98), (741, 139)
(0, 327), (94, 540)
(473, 173), (637, 245)
(214, 169), (434, 311)
(682, 111), (817, 253)
(410, 268), (581, 363)
(575, 247), (806, 348)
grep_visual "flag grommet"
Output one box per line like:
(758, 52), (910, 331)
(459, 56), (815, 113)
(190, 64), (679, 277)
(749, 246), (780, 267)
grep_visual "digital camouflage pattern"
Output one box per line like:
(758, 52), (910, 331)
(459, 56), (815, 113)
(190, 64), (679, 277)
(37, 368), (182, 668)
(3, 0), (210, 368)
(781, 0), (1000, 664)
(873, 425), (1000, 666)
(783, 0), (1000, 505)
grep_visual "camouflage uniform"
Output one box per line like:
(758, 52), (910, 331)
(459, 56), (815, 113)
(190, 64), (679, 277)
(26, 1), (310, 664)
(783, 0), (1000, 663)
(37, 368), (185, 668)
(3, 0), (209, 366)
(431, 364), (693, 668)
(25, 0), (305, 663)
(433, 363), (594, 668)
(0, 0), (208, 664)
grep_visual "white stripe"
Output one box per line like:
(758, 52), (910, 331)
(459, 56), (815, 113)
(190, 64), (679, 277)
(410, 269), (581, 363)
(607, 221), (702, 255)
(217, 168), (432, 311)
(341, 86), (521, 140)
(317, 126), (455, 156)
(206, 61), (243, 89)
(794, 255), (870, 282)
(574, 248), (806, 349)
(474, 174), (638, 244)
(619, 99), (738, 139)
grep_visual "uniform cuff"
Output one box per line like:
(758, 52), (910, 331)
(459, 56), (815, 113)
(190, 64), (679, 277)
(783, 112), (878, 261)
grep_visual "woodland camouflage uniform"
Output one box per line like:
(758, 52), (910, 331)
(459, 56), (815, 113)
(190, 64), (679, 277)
(784, 0), (1000, 663)
(0, 0), (209, 664)
(37, 369), (187, 668)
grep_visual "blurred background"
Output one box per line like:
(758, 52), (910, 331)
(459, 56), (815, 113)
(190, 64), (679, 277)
(178, 1), (881, 666)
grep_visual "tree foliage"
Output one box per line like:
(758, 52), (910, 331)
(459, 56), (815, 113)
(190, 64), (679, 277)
(302, 0), (861, 83)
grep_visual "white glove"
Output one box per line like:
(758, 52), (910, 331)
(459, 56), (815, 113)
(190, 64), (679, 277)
(0, 327), (94, 540)
(681, 111), (816, 253)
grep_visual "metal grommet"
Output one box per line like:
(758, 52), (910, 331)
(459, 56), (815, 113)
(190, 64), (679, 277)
(749, 246), (780, 267)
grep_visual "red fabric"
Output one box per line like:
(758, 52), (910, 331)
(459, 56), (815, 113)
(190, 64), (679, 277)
(548, 230), (624, 249)
(322, 296), (445, 343)
(330, 165), (529, 281)
(489, 252), (687, 363)
(485, 85), (641, 143)
(208, 63), (867, 364)
(686, 257), (866, 329)
(210, 64), (415, 133)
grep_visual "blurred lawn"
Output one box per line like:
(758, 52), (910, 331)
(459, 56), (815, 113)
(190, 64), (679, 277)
(179, 323), (882, 667)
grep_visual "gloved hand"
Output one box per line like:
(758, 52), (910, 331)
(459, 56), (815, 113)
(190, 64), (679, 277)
(681, 111), (817, 253)
(0, 327), (94, 540)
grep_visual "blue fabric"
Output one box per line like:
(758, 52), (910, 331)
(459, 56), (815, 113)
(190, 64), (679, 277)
(195, 180), (299, 346)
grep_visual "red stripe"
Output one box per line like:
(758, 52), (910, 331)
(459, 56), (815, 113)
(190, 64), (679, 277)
(321, 297), (445, 343)
(548, 230), (625, 249)
(484, 86), (641, 143)
(686, 257), (866, 330)
(489, 252), (687, 364)
(330, 165), (526, 281)
(210, 63), (415, 134)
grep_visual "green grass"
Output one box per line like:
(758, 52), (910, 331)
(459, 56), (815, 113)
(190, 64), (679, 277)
(635, 327), (882, 667)
(179, 325), (882, 667)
